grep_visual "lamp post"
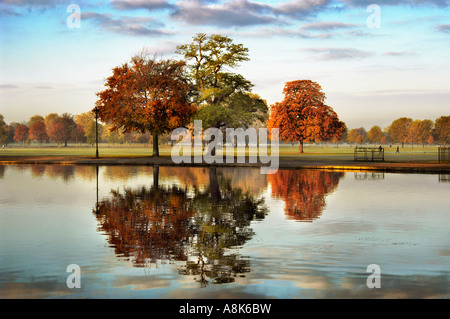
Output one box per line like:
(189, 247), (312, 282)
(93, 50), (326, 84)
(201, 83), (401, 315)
(93, 106), (99, 158)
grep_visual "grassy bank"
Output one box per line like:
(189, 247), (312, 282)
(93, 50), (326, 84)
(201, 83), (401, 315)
(0, 144), (443, 163)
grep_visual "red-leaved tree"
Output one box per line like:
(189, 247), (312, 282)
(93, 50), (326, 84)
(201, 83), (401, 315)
(267, 80), (345, 153)
(14, 124), (29, 145)
(29, 121), (48, 146)
(95, 52), (196, 157)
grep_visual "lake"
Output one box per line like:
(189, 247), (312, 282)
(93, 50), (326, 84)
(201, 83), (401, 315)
(0, 165), (448, 299)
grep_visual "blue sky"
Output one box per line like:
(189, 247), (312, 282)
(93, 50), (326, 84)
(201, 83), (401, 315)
(0, 0), (449, 129)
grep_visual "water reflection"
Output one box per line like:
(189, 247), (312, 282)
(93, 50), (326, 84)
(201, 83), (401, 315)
(1, 164), (448, 298)
(268, 169), (344, 222)
(94, 166), (268, 287)
(354, 172), (385, 180)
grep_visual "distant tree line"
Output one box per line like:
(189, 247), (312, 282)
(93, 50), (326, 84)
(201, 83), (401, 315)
(344, 116), (450, 147)
(3, 112), (448, 149)
(0, 112), (154, 147)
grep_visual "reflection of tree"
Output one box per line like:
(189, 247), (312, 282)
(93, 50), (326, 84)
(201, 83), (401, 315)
(268, 169), (343, 222)
(94, 166), (267, 287)
(30, 165), (46, 178)
(96, 183), (195, 265)
(180, 167), (267, 287)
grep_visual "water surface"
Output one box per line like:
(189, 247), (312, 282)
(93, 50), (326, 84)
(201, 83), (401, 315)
(0, 165), (448, 298)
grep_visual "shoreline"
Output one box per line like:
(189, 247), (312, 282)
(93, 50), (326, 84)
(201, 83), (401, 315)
(1, 155), (450, 174)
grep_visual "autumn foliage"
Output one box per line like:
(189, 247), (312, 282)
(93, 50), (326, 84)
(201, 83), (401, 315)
(95, 52), (196, 156)
(268, 169), (343, 221)
(267, 80), (345, 153)
(13, 124), (29, 144)
(96, 186), (195, 265)
(29, 121), (48, 146)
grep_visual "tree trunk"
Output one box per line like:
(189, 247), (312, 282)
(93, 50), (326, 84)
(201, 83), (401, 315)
(152, 133), (159, 157)
(299, 141), (304, 153)
(209, 167), (221, 202)
(153, 165), (159, 189)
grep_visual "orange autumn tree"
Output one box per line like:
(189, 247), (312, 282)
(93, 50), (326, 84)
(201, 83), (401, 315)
(267, 80), (345, 153)
(95, 51), (196, 157)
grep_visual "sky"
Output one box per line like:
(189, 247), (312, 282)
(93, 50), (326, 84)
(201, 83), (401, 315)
(0, 0), (449, 130)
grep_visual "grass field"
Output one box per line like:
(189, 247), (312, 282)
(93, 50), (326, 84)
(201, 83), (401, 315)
(0, 143), (444, 163)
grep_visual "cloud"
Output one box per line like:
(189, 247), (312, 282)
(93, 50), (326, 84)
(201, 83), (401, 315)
(303, 47), (374, 60)
(0, 84), (18, 89)
(170, 0), (280, 27)
(169, 0), (336, 27)
(34, 85), (53, 89)
(82, 11), (170, 36)
(339, 0), (449, 7)
(0, 0), (62, 6)
(140, 40), (182, 56)
(0, 7), (21, 16)
(383, 51), (418, 56)
(436, 24), (450, 33)
(274, 0), (332, 18)
(110, 0), (175, 11)
(237, 27), (334, 38)
(300, 21), (358, 31)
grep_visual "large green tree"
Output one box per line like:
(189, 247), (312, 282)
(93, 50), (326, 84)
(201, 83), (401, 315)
(176, 33), (268, 138)
(176, 33), (251, 106)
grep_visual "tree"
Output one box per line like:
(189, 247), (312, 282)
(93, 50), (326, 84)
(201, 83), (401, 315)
(177, 33), (267, 151)
(427, 135), (434, 145)
(388, 117), (412, 147)
(76, 112), (95, 142)
(347, 129), (360, 145)
(46, 113), (76, 147)
(367, 126), (383, 144)
(29, 121), (48, 146)
(102, 124), (124, 145)
(339, 125), (348, 143)
(72, 124), (86, 145)
(7, 122), (20, 145)
(194, 92), (268, 131)
(434, 115), (450, 146)
(14, 124), (29, 145)
(408, 119), (433, 147)
(48, 121), (66, 146)
(95, 52), (196, 157)
(85, 120), (103, 146)
(0, 114), (8, 146)
(266, 80), (345, 153)
(44, 113), (60, 137)
(28, 115), (45, 128)
(176, 33), (251, 106)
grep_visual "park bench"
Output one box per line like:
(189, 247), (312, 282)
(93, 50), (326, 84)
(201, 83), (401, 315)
(354, 146), (384, 162)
